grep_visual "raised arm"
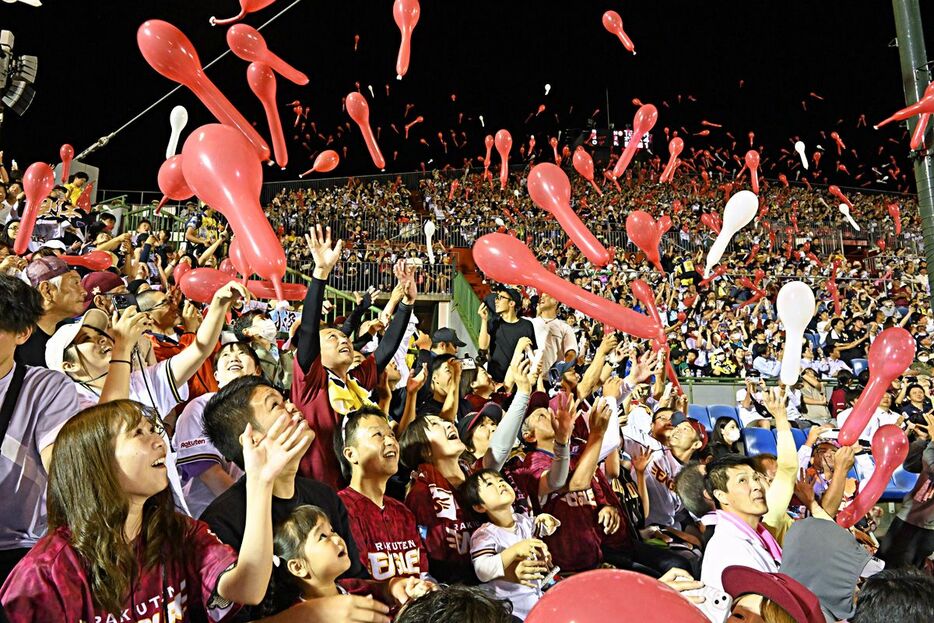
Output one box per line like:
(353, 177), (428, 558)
(373, 261), (416, 372)
(578, 333), (618, 400)
(296, 225), (344, 373)
(568, 399), (611, 491)
(483, 358), (535, 470)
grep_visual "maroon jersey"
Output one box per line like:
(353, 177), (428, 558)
(338, 487), (429, 581)
(404, 463), (481, 584)
(512, 443), (619, 572)
(291, 355), (378, 490)
(0, 520), (239, 623)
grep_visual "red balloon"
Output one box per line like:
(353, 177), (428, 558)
(839, 328), (916, 446)
(528, 164), (611, 267)
(229, 235), (252, 280)
(247, 62), (288, 168)
(876, 81), (934, 129)
(836, 425), (910, 529)
(180, 268), (232, 303)
(601, 11), (636, 54)
(181, 124), (286, 299)
(828, 185), (853, 210)
(346, 92), (386, 169)
(660, 137), (684, 183)
(494, 129), (512, 190)
(613, 104), (657, 178)
(14, 163), (56, 255)
(700, 212), (722, 234)
(910, 112), (931, 150)
(626, 210), (666, 273)
(248, 279), (307, 300)
(483, 134), (494, 169)
(60, 144), (74, 183)
(137, 20), (270, 162)
(572, 148), (602, 195)
(778, 173), (789, 187)
(677, 311), (687, 323)
(745, 149), (760, 194)
(210, 0), (276, 26)
(313, 150), (340, 173)
(61, 250), (113, 271)
(227, 24), (308, 86)
(156, 155), (194, 213)
(75, 182), (94, 213)
(393, 0), (420, 79)
(473, 234), (655, 339)
(173, 260), (193, 284)
(527, 569), (705, 623)
(219, 258), (238, 277)
(887, 202), (902, 235)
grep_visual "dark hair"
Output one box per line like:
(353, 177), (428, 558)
(214, 341), (263, 375)
(750, 453), (778, 476)
(399, 415), (435, 470)
(674, 461), (715, 517)
(395, 585), (514, 623)
(204, 375), (277, 469)
(712, 417), (739, 450)
(852, 568), (934, 623)
(704, 454), (757, 509)
(333, 405), (389, 481)
(232, 310), (264, 342)
(72, 172), (90, 182)
(0, 274), (43, 334)
(460, 468), (502, 512)
(265, 505), (331, 616)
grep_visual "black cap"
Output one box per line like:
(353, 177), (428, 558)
(432, 327), (466, 347)
(497, 286), (522, 308)
(457, 403), (504, 443)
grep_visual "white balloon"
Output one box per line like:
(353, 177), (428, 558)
(545, 84), (552, 95)
(777, 281), (816, 386)
(494, 217), (505, 227)
(166, 105), (188, 159)
(424, 220), (436, 264)
(704, 190), (758, 277)
(368, 84), (375, 98)
(839, 204), (860, 231)
(794, 140), (808, 170)
(479, 115), (485, 127)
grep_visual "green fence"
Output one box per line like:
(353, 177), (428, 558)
(453, 272), (482, 347)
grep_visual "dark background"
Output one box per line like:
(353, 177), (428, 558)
(1, 1), (933, 191)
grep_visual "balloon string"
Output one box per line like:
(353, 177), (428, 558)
(75, 0), (305, 161)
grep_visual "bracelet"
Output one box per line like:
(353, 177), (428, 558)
(110, 359), (132, 366)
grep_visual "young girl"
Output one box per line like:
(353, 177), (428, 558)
(267, 505), (432, 616)
(0, 399), (309, 622)
(710, 417), (742, 459)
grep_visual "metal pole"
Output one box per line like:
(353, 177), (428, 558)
(892, 0), (934, 301)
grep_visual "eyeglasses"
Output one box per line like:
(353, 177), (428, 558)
(496, 294), (512, 302)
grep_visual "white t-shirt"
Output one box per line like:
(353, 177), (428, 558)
(74, 359), (191, 515)
(528, 316), (577, 377)
(736, 388), (766, 427)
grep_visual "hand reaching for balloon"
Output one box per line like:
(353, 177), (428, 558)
(588, 398), (612, 440)
(393, 259), (418, 304)
(552, 397), (580, 445)
(794, 468), (817, 510)
(763, 386), (787, 420)
(597, 333), (619, 357)
(406, 363), (428, 394)
(306, 224), (344, 280)
(627, 349), (658, 384)
(212, 281), (250, 307)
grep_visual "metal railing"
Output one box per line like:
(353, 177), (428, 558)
(286, 259), (454, 296)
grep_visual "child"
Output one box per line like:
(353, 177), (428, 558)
(267, 505), (434, 617)
(463, 469), (559, 621)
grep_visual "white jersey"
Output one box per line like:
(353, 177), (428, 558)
(470, 513), (542, 620)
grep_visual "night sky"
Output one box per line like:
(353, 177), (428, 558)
(2, 1), (933, 192)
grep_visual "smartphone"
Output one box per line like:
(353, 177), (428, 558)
(683, 585), (731, 623)
(113, 294), (138, 311)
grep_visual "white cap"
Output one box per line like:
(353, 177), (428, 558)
(45, 309), (110, 372)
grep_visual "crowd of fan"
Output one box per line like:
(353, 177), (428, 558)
(1, 154), (934, 622)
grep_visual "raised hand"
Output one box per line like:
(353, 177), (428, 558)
(597, 333), (619, 357)
(406, 363), (428, 393)
(597, 505), (621, 534)
(305, 224), (344, 279)
(242, 414), (313, 484)
(111, 306), (154, 350)
(762, 386), (787, 420)
(631, 448), (653, 474)
(589, 397), (612, 439)
(602, 375), (624, 400)
(552, 396), (580, 445)
(213, 281), (250, 307)
(393, 259), (418, 304)
(513, 357), (533, 394)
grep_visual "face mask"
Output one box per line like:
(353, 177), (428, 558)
(256, 318), (278, 343)
(723, 428), (741, 444)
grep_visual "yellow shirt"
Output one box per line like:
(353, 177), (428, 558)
(64, 182), (84, 205)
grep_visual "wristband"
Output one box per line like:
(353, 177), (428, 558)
(554, 440), (570, 459)
(110, 359), (132, 366)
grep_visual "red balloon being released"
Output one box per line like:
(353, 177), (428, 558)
(181, 124), (286, 299)
(745, 150), (760, 194)
(61, 250), (113, 271)
(393, 0), (420, 79)
(137, 20), (271, 162)
(700, 212), (722, 234)
(483, 135), (494, 170)
(613, 104), (657, 178)
(660, 137), (684, 183)
(526, 569), (706, 623)
(473, 234), (656, 338)
(180, 268), (232, 303)
(626, 210), (668, 273)
(528, 164), (611, 267)
(60, 144), (74, 184)
(173, 260), (193, 285)
(601, 11), (636, 54)
(300, 150), (340, 177)
(156, 154), (194, 213)
(572, 148), (602, 195)
(247, 62), (289, 168)
(210, 0), (276, 26)
(229, 236), (252, 282)
(346, 92), (386, 169)
(836, 425), (909, 529)
(494, 129), (513, 190)
(828, 185), (853, 210)
(838, 328), (916, 446)
(227, 23), (308, 86)
(248, 279), (307, 300)
(14, 162), (56, 255)
(887, 203), (902, 235)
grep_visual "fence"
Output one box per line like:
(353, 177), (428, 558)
(286, 259), (454, 296)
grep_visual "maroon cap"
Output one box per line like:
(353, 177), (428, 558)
(687, 418), (709, 451)
(525, 390), (551, 419)
(24, 256), (70, 287)
(81, 271), (126, 311)
(721, 567), (826, 623)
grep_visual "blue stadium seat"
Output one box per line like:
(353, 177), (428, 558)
(688, 404), (711, 431)
(790, 428), (808, 449)
(851, 358), (869, 377)
(743, 428), (778, 457)
(882, 466), (919, 502)
(708, 404), (742, 429)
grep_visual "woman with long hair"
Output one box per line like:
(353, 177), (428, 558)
(0, 400), (310, 622)
(709, 416), (742, 459)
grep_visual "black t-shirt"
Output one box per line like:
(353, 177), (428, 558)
(486, 317), (537, 382)
(201, 476), (369, 622)
(840, 326), (867, 362)
(14, 325), (53, 368)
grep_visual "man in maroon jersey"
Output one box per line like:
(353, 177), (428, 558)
(337, 406), (429, 581)
(291, 225), (416, 489)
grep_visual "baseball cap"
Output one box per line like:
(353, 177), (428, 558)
(457, 402), (504, 443)
(721, 567), (826, 623)
(496, 286), (522, 308)
(24, 256), (71, 287)
(519, 390), (552, 442)
(45, 309), (111, 373)
(671, 412), (709, 451)
(432, 327), (466, 347)
(40, 240), (68, 251)
(82, 271), (126, 311)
